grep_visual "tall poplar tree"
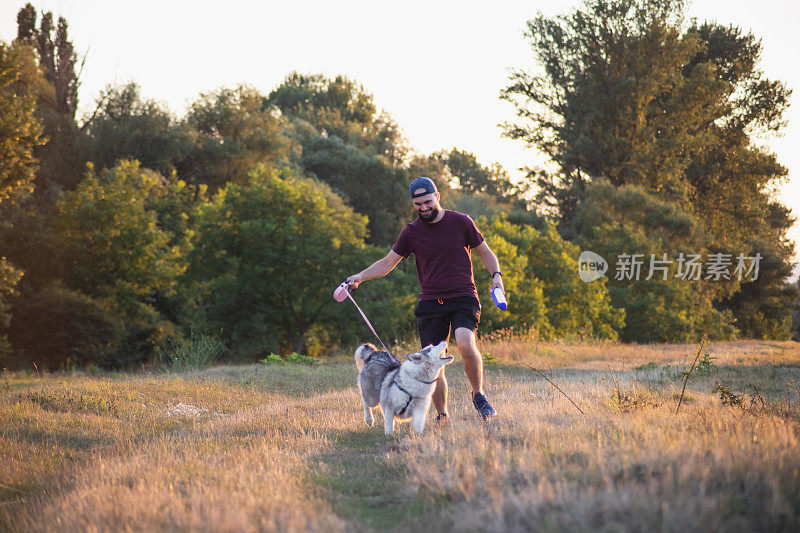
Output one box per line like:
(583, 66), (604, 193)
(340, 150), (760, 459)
(15, 3), (86, 197)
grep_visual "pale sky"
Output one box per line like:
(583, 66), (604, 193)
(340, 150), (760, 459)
(2, 0), (798, 277)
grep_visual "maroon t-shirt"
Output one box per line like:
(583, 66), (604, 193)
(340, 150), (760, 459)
(392, 210), (485, 300)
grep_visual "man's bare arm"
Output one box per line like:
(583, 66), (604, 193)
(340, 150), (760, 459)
(474, 241), (505, 294)
(346, 250), (403, 289)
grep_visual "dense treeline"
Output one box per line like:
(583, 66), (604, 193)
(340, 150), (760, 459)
(502, 0), (799, 341)
(0, 0), (798, 369)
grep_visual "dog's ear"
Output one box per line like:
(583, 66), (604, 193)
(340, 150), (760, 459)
(406, 351), (423, 363)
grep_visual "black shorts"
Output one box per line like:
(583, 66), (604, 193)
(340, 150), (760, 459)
(415, 296), (481, 348)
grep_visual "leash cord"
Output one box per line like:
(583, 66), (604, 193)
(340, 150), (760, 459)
(517, 362), (585, 415)
(345, 289), (391, 353)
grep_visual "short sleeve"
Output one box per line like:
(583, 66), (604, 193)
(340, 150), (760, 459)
(465, 215), (484, 249)
(392, 225), (413, 258)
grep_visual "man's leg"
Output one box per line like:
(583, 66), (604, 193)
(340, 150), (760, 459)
(455, 326), (496, 419)
(416, 301), (451, 418)
(432, 371), (448, 416)
(454, 327), (482, 394)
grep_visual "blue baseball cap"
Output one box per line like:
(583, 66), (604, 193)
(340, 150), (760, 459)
(409, 176), (437, 198)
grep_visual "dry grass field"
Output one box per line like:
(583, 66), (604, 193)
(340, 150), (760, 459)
(2, 337), (800, 532)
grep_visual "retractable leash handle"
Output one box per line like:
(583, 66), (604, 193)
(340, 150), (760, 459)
(491, 286), (508, 310)
(333, 281), (350, 302)
(333, 281), (390, 353)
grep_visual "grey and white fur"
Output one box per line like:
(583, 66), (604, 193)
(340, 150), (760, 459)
(354, 341), (452, 434)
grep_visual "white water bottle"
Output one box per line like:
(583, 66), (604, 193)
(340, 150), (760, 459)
(491, 286), (507, 310)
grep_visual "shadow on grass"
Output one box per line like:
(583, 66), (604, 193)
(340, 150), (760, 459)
(8, 425), (115, 451)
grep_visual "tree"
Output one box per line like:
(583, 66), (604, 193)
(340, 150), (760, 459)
(0, 41), (42, 201)
(434, 148), (518, 200)
(0, 260), (23, 362)
(85, 83), (192, 176)
(299, 135), (408, 244)
(0, 39), (43, 362)
(137, 171), (207, 328)
(0, 193), (69, 296)
(56, 162), (181, 300)
(268, 72), (405, 161)
(16, 4), (79, 118)
(573, 179), (737, 342)
(502, 0), (790, 226)
(186, 166), (372, 355)
(15, 3), (87, 197)
(3, 159), (204, 368)
(724, 238), (797, 339)
(53, 161), (185, 366)
(268, 73), (411, 245)
(181, 84), (296, 191)
(269, 73), (377, 128)
(502, 0), (796, 338)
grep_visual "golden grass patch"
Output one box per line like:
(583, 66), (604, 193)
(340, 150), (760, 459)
(1, 339), (799, 531)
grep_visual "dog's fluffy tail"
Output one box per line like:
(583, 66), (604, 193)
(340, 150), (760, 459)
(354, 343), (377, 370)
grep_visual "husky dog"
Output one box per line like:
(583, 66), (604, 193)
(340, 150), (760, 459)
(355, 341), (452, 434)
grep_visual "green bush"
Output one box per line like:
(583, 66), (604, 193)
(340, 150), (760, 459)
(259, 352), (317, 365)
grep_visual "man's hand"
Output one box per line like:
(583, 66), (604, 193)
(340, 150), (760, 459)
(346, 274), (363, 290)
(491, 272), (507, 303)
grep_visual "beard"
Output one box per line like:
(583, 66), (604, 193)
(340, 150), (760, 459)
(417, 208), (439, 223)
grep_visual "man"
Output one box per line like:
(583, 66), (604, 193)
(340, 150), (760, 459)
(346, 176), (504, 420)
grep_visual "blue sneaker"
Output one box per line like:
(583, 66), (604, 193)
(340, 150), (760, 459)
(472, 392), (496, 419)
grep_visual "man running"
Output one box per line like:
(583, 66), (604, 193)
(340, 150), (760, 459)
(346, 176), (504, 420)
